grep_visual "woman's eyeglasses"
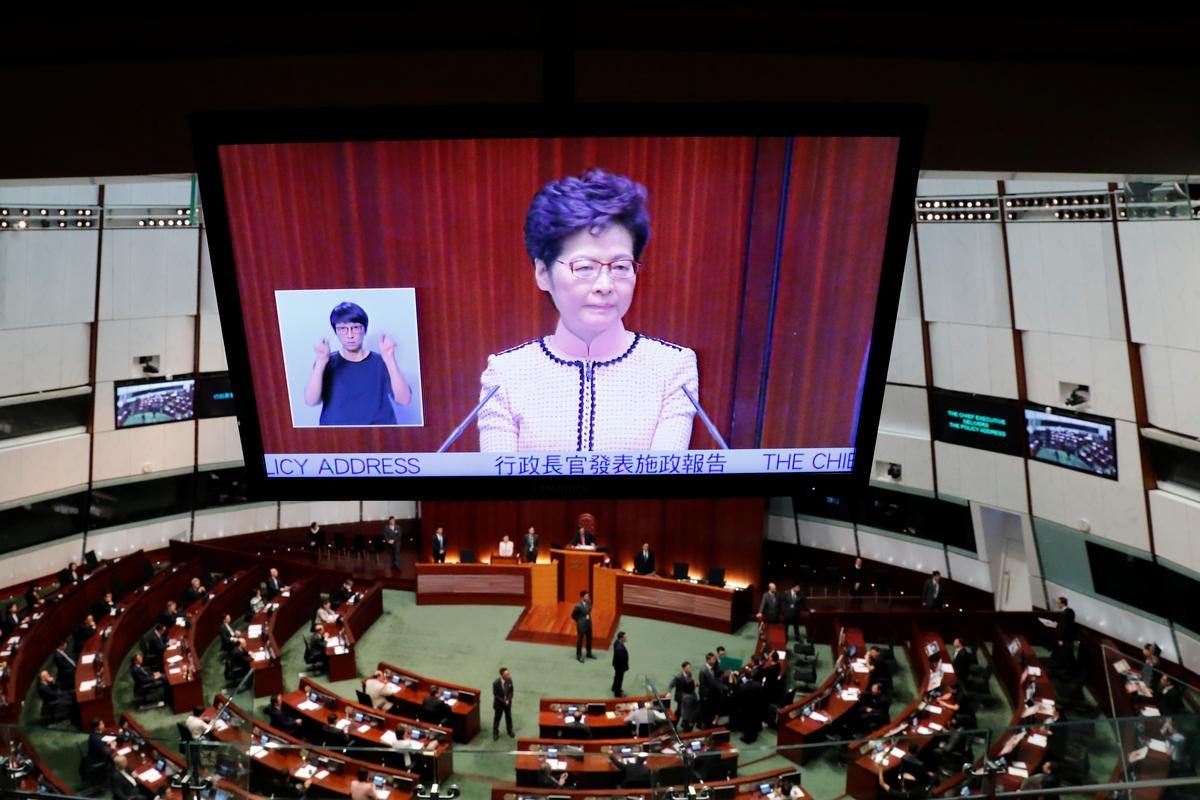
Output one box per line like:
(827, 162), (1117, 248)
(556, 258), (640, 281)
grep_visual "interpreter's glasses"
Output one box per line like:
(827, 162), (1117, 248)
(334, 324), (365, 335)
(557, 258), (640, 281)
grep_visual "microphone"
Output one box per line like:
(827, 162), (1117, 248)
(681, 386), (729, 450)
(437, 385), (499, 453)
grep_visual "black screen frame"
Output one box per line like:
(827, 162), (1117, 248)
(1024, 404), (1119, 482)
(112, 374), (196, 430)
(929, 388), (1024, 457)
(192, 102), (925, 500)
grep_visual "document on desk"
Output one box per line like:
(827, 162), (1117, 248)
(167, 654), (184, 665)
(81, 653), (96, 665)
(547, 759), (567, 771)
(840, 688), (860, 702)
(1141, 706), (1161, 717)
(939, 661), (954, 674)
(214, 719), (228, 732)
(605, 711), (619, 719)
(294, 764), (316, 779)
(252, 650), (268, 662)
(809, 710), (830, 724)
(357, 724), (372, 733)
(168, 667), (182, 675)
(1112, 658), (1131, 674)
(315, 769), (330, 779)
(298, 699), (321, 711)
(79, 679), (96, 692)
(1148, 739), (1169, 754)
(1027, 733), (1048, 748)
(851, 659), (870, 674)
(249, 746), (267, 759)
(1007, 766), (1029, 778)
(335, 718), (352, 731)
(139, 768), (163, 783)
(1129, 746), (1149, 763)
(247, 624), (263, 638)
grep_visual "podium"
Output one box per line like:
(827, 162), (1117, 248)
(552, 548), (605, 602)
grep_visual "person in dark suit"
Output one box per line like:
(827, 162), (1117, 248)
(572, 590), (594, 662)
(867, 646), (893, 691)
(331, 578), (355, 609)
(130, 652), (165, 696)
(632, 543), (655, 575)
(523, 526), (539, 564)
(849, 556), (868, 600)
(265, 694), (301, 734)
(91, 591), (115, 620)
(670, 661), (698, 731)
(492, 667), (514, 739)
(86, 718), (113, 770)
(109, 754), (147, 800)
(781, 585), (805, 642)
(1053, 596), (1077, 673)
(761, 650), (784, 704)
(758, 582), (780, 624)
(856, 682), (891, 734)
(879, 743), (931, 799)
(922, 570), (945, 610)
(1019, 761), (1058, 792)
(159, 601), (181, 629)
(0, 603), (21, 638)
(59, 562), (82, 586)
(699, 652), (724, 727)
(421, 686), (452, 725)
(611, 631), (629, 697)
(142, 624), (168, 671)
(321, 712), (350, 747)
(383, 516), (403, 569)
(431, 527), (447, 563)
(570, 526), (596, 547)
(218, 613), (238, 651)
(23, 582), (43, 616)
(53, 640), (77, 685)
(37, 670), (75, 720)
(225, 638), (252, 685)
(1156, 673), (1184, 716)
(183, 577), (207, 606)
(951, 638), (975, 677)
(265, 568), (284, 599)
(609, 752), (652, 789)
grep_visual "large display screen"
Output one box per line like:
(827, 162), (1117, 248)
(1025, 406), (1118, 480)
(930, 389), (1023, 456)
(194, 105), (923, 497)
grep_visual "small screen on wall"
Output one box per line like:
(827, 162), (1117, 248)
(929, 390), (1023, 456)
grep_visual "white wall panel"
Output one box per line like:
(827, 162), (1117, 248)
(928, 322), (1018, 398)
(887, 318), (926, 386)
(1027, 421), (1149, 552)
(98, 229), (199, 321)
(933, 442), (1026, 512)
(793, 518), (856, 554)
(880, 385), (930, 437)
(948, 551), (993, 595)
(1118, 221), (1200, 350)
(95, 316), (195, 382)
(0, 231), (98, 329)
(1043, 580), (1175, 662)
(198, 417), (244, 466)
(92, 423), (195, 481)
(1176, 629), (1200, 677)
(1003, 179), (1109, 193)
(87, 516), (190, 560)
(916, 223), (1011, 327)
(1021, 332), (1136, 421)
(192, 503), (279, 542)
(873, 432), (935, 493)
(0, 323), (91, 396)
(1149, 490), (1200, 575)
(102, 180), (194, 207)
(198, 235), (229, 372)
(0, 434), (90, 505)
(1007, 223), (1124, 339)
(0, 184), (99, 206)
(362, 500), (419, 521)
(1141, 344), (1200, 438)
(856, 528), (947, 581)
(0, 535), (83, 590)
(278, 501), (361, 528)
(898, 232), (921, 319)
(916, 178), (998, 197)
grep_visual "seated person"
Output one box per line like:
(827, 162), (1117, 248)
(379, 724), (422, 769)
(867, 646), (893, 690)
(185, 705), (211, 740)
(183, 577), (207, 606)
(225, 638), (252, 684)
(609, 752), (652, 789)
(59, 561), (83, 586)
(857, 682), (891, 734)
(86, 718), (114, 769)
(624, 700), (667, 733)
(878, 743), (931, 800)
(933, 716), (971, 772)
(159, 600), (182, 628)
(74, 614), (98, 653)
(1019, 760), (1058, 792)
(321, 712), (351, 747)
(538, 758), (570, 790)
(109, 754), (147, 800)
(0, 603), (21, 638)
(421, 686), (452, 725)
(330, 579), (356, 609)
(265, 567), (285, 599)
(246, 588), (266, 619)
(91, 591), (115, 620)
(363, 670), (395, 711)
(52, 640), (77, 685)
(37, 670), (75, 717)
(23, 583), (42, 616)
(497, 535), (515, 558)
(130, 652), (166, 696)
(316, 598), (339, 627)
(570, 526), (596, 548)
(265, 694), (301, 734)
(218, 613), (239, 651)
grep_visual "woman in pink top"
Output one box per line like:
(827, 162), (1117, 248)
(478, 167), (698, 453)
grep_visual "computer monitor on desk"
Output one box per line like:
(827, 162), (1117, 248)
(672, 563), (690, 581)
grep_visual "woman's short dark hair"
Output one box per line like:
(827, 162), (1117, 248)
(329, 302), (368, 331)
(524, 167), (650, 268)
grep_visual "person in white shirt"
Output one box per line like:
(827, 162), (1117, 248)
(185, 705), (210, 740)
(316, 599), (339, 626)
(498, 536), (515, 558)
(624, 701), (666, 728)
(363, 670), (396, 711)
(378, 725), (420, 769)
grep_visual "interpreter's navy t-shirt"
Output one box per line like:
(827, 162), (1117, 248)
(319, 351), (397, 425)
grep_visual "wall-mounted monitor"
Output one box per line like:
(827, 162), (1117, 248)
(193, 103), (924, 498)
(196, 372), (237, 419)
(1024, 406), (1117, 480)
(930, 389), (1023, 456)
(114, 377), (195, 429)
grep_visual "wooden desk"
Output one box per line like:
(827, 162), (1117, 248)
(515, 741), (739, 790)
(166, 567), (264, 713)
(415, 563), (531, 605)
(845, 626), (958, 800)
(517, 728), (730, 754)
(375, 662), (482, 743)
(208, 694), (419, 798)
(986, 629), (1059, 794)
(777, 626), (869, 765)
(538, 694), (673, 740)
(0, 731), (73, 796)
(0, 552), (148, 723)
(489, 766), (804, 800)
(1098, 639), (1170, 800)
(553, 548), (606, 602)
(118, 712), (260, 800)
(614, 571), (752, 633)
(490, 553), (519, 565)
(76, 563), (193, 728)
(283, 678), (453, 782)
(244, 577), (320, 697)
(319, 582), (383, 682)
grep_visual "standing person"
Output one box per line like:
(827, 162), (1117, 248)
(492, 667), (515, 739)
(849, 557), (868, 603)
(758, 582), (780, 624)
(572, 590), (595, 662)
(699, 652), (723, 727)
(922, 570), (945, 610)
(633, 543), (655, 575)
(781, 584), (805, 643)
(612, 631), (629, 697)
(431, 527), (447, 563)
(383, 516), (402, 570)
(523, 526), (540, 564)
(1055, 596), (1077, 673)
(669, 661), (698, 731)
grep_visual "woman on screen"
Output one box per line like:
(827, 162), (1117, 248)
(478, 167), (698, 452)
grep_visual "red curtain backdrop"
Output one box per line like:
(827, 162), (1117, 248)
(421, 497), (765, 589)
(218, 134), (898, 455)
